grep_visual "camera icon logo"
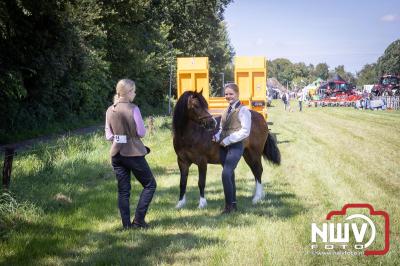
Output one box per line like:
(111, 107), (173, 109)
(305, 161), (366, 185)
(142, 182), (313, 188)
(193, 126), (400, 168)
(310, 203), (390, 256)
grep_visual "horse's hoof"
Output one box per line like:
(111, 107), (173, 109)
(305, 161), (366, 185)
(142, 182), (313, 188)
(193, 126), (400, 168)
(252, 192), (265, 204)
(198, 197), (207, 209)
(252, 182), (265, 204)
(175, 195), (186, 209)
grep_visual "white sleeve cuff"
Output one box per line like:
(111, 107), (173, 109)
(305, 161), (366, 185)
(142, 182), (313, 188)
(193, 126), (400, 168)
(214, 131), (221, 142)
(222, 137), (230, 146)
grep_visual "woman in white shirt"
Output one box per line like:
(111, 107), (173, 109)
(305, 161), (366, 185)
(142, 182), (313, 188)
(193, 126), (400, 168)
(213, 83), (251, 214)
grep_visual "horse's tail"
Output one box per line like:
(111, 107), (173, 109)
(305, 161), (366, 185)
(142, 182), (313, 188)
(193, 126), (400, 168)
(263, 133), (281, 165)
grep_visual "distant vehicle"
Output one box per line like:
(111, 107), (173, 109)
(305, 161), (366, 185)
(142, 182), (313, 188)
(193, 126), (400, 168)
(324, 82), (354, 96)
(318, 74), (355, 98)
(371, 74), (400, 96)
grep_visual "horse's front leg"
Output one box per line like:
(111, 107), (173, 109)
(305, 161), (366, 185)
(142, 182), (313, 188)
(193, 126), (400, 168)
(176, 157), (191, 209)
(198, 162), (207, 209)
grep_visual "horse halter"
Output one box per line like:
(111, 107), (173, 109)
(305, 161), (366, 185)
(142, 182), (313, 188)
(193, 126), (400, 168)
(196, 112), (217, 131)
(187, 94), (217, 130)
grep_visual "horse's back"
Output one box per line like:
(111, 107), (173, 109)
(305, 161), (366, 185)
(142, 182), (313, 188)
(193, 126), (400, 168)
(249, 110), (268, 134)
(246, 110), (268, 152)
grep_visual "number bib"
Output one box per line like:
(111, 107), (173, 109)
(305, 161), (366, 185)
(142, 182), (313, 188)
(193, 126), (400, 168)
(114, 135), (127, 143)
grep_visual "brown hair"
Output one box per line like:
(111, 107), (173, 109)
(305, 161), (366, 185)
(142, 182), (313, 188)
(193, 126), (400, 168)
(224, 83), (239, 94)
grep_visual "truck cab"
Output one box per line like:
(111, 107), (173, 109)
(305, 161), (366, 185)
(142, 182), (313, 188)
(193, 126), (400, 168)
(371, 75), (400, 96)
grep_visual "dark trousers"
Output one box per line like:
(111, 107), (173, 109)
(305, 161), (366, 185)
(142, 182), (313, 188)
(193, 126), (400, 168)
(111, 153), (156, 228)
(219, 142), (244, 205)
(299, 100), (303, 111)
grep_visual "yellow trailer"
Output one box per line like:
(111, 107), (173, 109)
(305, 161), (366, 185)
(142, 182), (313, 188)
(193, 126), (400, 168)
(176, 57), (209, 102)
(234, 56), (267, 119)
(176, 56), (268, 119)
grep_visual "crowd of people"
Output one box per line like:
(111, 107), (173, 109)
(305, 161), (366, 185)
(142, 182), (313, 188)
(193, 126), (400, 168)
(278, 89), (308, 112)
(275, 88), (391, 111)
(355, 90), (387, 110)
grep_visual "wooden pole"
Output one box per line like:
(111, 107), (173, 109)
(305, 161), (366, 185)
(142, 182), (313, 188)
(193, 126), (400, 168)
(148, 116), (154, 135)
(2, 147), (15, 190)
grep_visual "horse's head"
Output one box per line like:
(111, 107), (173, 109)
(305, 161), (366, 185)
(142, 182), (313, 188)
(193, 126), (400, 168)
(173, 90), (217, 135)
(186, 91), (217, 131)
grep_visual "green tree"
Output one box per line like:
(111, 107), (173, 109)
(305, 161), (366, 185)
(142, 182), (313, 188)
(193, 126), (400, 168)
(356, 63), (378, 86)
(332, 65), (356, 84)
(268, 58), (294, 87)
(377, 39), (400, 75)
(157, 0), (234, 95)
(0, 0), (236, 143)
(292, 76), (307, 90)
(99, 0), (172, 111)
(314, 63), (329, 80)
(292, 62), (310, 79)
(0, 0), (110, 142)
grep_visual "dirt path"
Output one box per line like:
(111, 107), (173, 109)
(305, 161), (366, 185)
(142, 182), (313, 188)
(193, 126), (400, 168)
(0, 125), (103, 153)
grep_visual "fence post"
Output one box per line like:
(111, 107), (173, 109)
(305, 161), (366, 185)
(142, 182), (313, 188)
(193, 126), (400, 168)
(2, 147), (15, 190)
(148, 116), (154, 135)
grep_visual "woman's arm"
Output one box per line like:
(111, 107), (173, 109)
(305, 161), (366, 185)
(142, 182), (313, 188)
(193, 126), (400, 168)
(133, 106), (146, 138)
(105, 116), (114, 141)
(221, 107), (251, 146)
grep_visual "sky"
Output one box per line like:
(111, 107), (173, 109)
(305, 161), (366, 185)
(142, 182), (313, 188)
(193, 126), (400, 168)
(224, 0), (400, 74)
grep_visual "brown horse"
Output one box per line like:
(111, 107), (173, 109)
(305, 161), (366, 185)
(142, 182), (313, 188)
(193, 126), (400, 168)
(172, 90), (280, 209)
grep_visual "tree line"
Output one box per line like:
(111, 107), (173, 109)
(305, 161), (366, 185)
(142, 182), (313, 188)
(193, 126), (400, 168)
(0, 0), (234, 143)
(269, 39), (400, 90)
(1, 0), (399, 144)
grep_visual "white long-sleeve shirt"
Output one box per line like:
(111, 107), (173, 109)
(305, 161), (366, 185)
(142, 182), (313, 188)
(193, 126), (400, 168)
(214, 102), (252, 146)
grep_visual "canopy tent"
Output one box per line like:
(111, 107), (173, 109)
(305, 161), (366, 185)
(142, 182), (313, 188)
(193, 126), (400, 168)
(311, 78), (324, 86)
(304, 78), (325, 96)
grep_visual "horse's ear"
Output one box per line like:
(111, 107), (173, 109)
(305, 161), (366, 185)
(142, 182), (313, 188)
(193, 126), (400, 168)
(199, 88), (203, 95)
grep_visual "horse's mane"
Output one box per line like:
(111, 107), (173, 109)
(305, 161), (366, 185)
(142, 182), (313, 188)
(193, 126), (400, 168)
(172, 90), (208, 137)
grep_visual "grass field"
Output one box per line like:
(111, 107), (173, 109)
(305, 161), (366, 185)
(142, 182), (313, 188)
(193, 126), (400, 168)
(1, 101), (399, 265)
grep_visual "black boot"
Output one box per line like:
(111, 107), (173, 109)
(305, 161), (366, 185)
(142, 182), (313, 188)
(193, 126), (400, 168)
(232, 202), (237, 211)
(221, 204), (236, 214)
(132, 219), (150, 229)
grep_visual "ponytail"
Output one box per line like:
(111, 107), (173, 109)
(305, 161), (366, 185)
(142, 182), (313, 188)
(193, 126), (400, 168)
(113, 79), (136, 103)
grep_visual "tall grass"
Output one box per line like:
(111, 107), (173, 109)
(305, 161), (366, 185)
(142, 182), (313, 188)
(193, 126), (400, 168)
(0, 105), (399, 265)
(0, 192), (41, 240)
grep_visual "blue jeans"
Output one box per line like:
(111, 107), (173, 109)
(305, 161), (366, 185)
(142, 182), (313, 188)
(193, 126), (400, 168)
(112, 154), (156, 228)
(219, 142), (244, 205)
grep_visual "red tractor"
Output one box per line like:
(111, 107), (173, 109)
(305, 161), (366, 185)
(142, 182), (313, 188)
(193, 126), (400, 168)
(318, 74), (355, 98)
(371, 74), (400, 96)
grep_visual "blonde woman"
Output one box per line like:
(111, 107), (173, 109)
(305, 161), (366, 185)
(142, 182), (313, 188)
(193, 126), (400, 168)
(105, 79), (156, 229)
(213, 83), (251, 213)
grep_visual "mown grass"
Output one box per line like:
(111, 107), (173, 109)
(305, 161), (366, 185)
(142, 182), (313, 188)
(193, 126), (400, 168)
(0, 102), (399, 265)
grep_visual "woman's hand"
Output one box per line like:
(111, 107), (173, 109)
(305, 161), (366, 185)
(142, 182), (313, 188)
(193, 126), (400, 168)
(212, 135), (220, 143)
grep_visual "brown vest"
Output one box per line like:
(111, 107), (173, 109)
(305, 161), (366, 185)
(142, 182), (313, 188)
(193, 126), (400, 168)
(106, 98), (147, 157)
(220, 104), (243, 141)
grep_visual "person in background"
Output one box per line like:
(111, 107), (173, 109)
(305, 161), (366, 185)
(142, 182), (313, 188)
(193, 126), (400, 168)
(105, 79), (156, 229)
(298, 89), (306, 111)
(282, 91), (290, 111)
(213, 83), (251, 214)
(362, 89), (369, 109)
